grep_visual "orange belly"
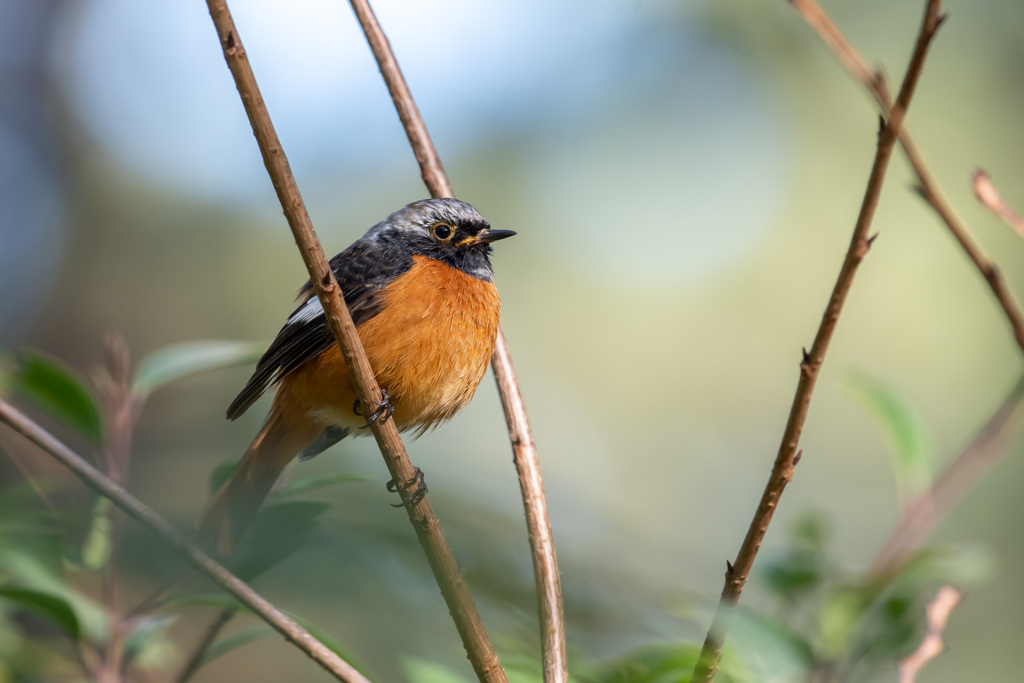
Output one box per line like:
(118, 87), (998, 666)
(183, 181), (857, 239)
(275, 254), (501, 436)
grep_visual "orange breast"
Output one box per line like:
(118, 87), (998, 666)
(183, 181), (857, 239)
(278, 255), (501, 435)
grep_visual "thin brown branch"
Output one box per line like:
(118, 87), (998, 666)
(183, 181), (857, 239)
(491, 330), (567, 680)
(897, 585), (961, 683)
(790, 0), (1024, 362)
(0, 398), (370, 683)
(973, 168), (1024, 237)
(691, 3), (945, 681)
(203, 2), (506, 681)
(872, 376), (1024, 577)
(346, 1), (567, 681)
(94, 333), (134, 683)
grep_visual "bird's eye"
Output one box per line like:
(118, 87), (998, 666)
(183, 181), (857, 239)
(432, 223), (453, 241)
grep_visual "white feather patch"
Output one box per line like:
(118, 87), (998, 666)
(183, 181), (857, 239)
(287, 297), (324, 325)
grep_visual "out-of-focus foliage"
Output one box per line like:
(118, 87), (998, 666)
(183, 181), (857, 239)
(3, 0), (1024, 681)
(0, 341), (367, 681)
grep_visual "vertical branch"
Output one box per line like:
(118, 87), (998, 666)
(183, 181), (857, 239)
(203, 2), (507, 681)
(690, 2), (945, 681)
(345, 1), (567, 681)
(0, 399), (370, 683)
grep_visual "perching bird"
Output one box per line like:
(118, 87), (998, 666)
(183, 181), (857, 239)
(200, 198), (514, 555)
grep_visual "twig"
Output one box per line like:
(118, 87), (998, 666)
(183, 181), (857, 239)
(202, 2), (506, 681)
(690, 3), (945, 681)
(94, 334), (134, 683)
(897, 585), (961, 683)
(973, 169), (1024, 237)
(346, 1), (567, 681)
(176, 607), (238, 683)
(0, 398), (370, 683)
(790, 0), (1024, 362)
(872, 376), (1024, 577)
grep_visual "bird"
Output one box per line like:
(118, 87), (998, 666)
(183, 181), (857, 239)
(200, 198), (515, 556)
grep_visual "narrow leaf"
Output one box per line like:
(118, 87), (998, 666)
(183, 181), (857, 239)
(273, 472), (368, 499)
(0, 585), (81, 640)
(845, 371), (932, 504)
(209, 460), (238, 496)
(132, 341), (264, 398)
(200, 625), (276, 665)
(231, 501), (330, 581)
(11, 351), (101, 443)
(81, 497), (114, 570)
(124, 614), (178, 663)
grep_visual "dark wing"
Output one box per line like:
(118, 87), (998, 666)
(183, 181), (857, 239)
(225, 239), (413, 420)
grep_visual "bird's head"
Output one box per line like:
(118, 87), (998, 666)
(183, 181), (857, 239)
(365, 198), (515, 280)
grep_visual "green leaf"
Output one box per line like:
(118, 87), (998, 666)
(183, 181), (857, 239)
(273, 472), (368, 499)
(0, 585), (80, 640)
(899, 545), (995, 587)
(845, 372), (932, 504)
(817, 585), (871, 659)
(209, 460), (238, 496)
(763, 513), (831, 602)
(124, 614), (178, 664)
(161, 594), (242, 611)
(200, 625), (275, 665)
(404, 658), (473, 683)
(132, 341), (265, 398)
(80, 497), (114, 570)
(162, 594), (365, 673)
(592, 642), (746, 683)
(230, 501), (330, 581)
(10, 351), (101, 444)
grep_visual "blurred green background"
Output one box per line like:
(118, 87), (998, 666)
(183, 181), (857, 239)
(1, 0), (1023, 681)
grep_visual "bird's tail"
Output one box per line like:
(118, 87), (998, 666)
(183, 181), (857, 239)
(199, 407), (319, 557)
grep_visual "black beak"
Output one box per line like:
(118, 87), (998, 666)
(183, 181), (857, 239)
(477, 229), (516, 244)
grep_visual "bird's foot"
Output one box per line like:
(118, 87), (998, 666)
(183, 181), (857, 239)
(386, 467), (427, 508)
(353, 388), (394, 429)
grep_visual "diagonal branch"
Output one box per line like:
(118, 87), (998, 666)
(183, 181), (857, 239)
(897, 585), (961, 683)
(790, 0), (1024, 362)
(203, 2), (506, 681)
(0, 399), (369, 683)
(346, 1), (567, 681)
(690, 2), (946, 681)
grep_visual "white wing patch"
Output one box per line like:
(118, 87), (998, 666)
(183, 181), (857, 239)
(287, 297), (324, 325)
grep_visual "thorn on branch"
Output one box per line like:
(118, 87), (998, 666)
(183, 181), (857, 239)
(877, 114), (887, 137)
(912, 182), (929, 201)
(225, 30), (236, 49)
(725, 560), (734, 579)
(866, 233), (879, 249)
(936, 11), (951, 30)
(793, 449), (803, 466)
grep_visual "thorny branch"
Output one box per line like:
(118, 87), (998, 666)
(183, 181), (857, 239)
(690, 2), (946, 681)
(0, 399), (370, 683)
(790, 0), (1024, 363)
(346, 1), (567, 681)
(203, 1), (507, 681)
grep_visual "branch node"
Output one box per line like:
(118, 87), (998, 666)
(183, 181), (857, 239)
(793, 449), (803, 466)
(866, 233), (879, 249)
